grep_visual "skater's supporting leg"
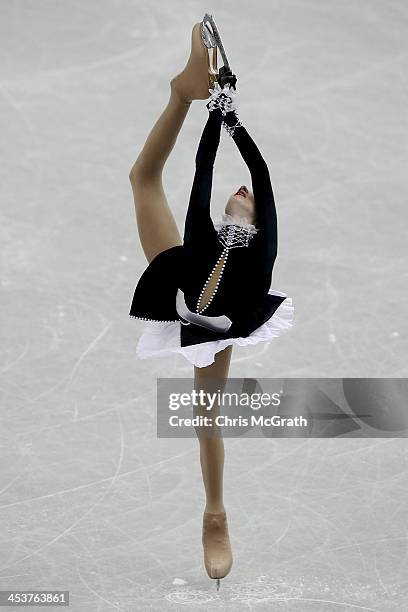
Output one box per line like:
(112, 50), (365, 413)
(194, 346), (234, 581)
(193, 345), (232, 512)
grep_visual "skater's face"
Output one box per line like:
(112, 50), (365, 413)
(225, 185), (256, 223)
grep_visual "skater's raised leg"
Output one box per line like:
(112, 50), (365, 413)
(172, 22), (215, 103)
(129, 23), (212, 263)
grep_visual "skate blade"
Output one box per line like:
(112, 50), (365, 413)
(202, 13), (230, 71)
(200, 21), (218, 88)
(201, 22), (216, 48)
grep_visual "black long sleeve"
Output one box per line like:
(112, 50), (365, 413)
(183, 108), (223, 245)
(223, 110), (278, 270)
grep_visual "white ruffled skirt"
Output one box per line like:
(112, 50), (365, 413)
(135, 290), (294, 368)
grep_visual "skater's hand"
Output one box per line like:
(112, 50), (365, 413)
(219, 72), (237, 90)
(218, 66), (237, 90)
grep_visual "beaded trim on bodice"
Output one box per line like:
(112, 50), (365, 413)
(194, 215), (258, 315)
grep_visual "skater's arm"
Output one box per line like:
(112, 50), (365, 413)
(183, 108), (223, 244)
(223, 109), (277, 266)
(223, 111), (271, 188)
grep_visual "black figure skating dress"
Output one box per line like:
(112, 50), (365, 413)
(129, 83), (294, 367)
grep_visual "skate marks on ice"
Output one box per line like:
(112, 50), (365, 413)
(163, 575), (384, 610)
(165, 575), (300, 606)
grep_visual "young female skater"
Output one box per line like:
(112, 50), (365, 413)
(129, 14), (293, 588)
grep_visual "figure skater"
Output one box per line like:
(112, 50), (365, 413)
(128, 14), (294, 588)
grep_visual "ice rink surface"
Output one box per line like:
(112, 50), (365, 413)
(1, 0), (407, 609)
